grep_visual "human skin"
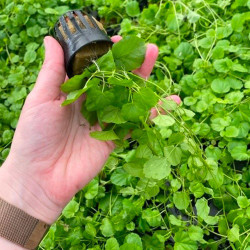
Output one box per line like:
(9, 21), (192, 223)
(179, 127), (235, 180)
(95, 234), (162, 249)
(0, 35), (181, 249)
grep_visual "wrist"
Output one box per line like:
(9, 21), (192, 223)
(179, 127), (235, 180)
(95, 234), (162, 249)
(0, 161), (62, 225)
(0, 237), (26, 250)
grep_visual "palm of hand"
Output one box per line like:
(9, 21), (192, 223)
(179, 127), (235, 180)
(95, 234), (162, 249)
(4, 36), (159, 209)
(10, 96), (114, 207)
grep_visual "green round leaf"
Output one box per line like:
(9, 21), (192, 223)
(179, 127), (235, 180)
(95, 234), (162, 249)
(62, 200), (79, 218)
(153, 115), (175, 127)
(126, 1), (140, 17)
(211, 78), (230, 93)
(188, 226), (204, 241)
(143, 156), (171, 180)
(237, 196), (250, 208)
(100, 218), (115, 237)
(142, 209), (162, 227)
(105, 238), (119, 250)
(112, 36), (146, 71)
(24, 50), (37, 64)
(173, 192), (190, 210)
(174, 231), (197, 250)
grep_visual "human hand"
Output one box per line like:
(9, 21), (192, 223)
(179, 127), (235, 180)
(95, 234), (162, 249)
(0, 35), (181, 226)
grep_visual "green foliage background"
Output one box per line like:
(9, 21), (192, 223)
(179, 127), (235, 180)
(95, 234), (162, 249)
(0, 0), (250, 249)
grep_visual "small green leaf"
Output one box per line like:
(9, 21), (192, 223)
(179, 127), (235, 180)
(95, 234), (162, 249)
(0, 15), (8, 25)
(85, 223), (97, 238)
(228, 141), (249, 161)
(168, 133), (185, 145)
(227, 77), (243, 89)
(196, 101), (208, 113)
(135, 145), (153, 159)
(216, 25), (233, 39)
(211, 117), (231, 132)
(27, 25), (40, 37)
(126, 1), (140, 17)
(189, 182), (205, 198)
(126, 222), (135, 231)
(133, 88), (158, 110)
(231, 63), (248, 72)
(153, 115), (175, 127)
(204, 215), (219, 225)
(166, 13), (179, 31)
(227, 225), (239, 242)
(121, 103), (146, 123)
(90, 130), (119, 141)
(218, 218), (229, 235)
(164, 146), (182, 166)
(143, 156), (170, 180)
(225, 91), (244, 103)
(101, 106), (126, 124)
(100, 218), (115, 237)
(120, 243), (141, 250)
(105, 238), (119, 250)
(184, 96), (197, 106)
(112, 36), (146, 71)
(237, 196), (249, 208)
(174, 231), (197, 250)
(188, 226), (204, 242)
(231, 13), (249, 32)
(123, 159), (145, 178)
(211, 78), (230, 93)
(62, 200), (79, 218)
(205, 146), (221, 161)
(142, 209), (162, 227)
(62, 78), (100, 106)
(246, 207), (250, 218)
(111, 169), (132, 186)
(24, 50), (36, 64)
(124, 233), (142, 248)
(195, 198), (218, 225)
(223, 126), (239, 137)
(169, 215), (183, 226)
(85, 179), (99, 199)
(61, 74), (86, 93)
(86, 88), (114, 111)
(120, 18), (132, 33)
(208, 167), (224, 189)
(174, 42), (194, 60)
(2, 130), (14, 144)
(187, 11), (200, 23)
(1, 149), (10, 159)
(120, 187), (135, 196)
(108, 77), (133, 87)
(198, 37), (214, 49)
(45, 8), (59, 14)
(173, 192), (190, 210)
(26, 42), (39, 51)
(213, 58), (232, 73)
(245, 81), (250, 88)
(61, 88), (86, 106)
(195, 198), (209, 220)
(171, 179), (182, 192)
(96, 50), (116, 71)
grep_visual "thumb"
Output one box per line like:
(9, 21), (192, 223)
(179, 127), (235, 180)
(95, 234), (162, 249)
(32, 36), (66, 102)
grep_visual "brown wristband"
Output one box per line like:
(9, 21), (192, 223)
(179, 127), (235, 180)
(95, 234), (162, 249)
(0, 198), (50, 249)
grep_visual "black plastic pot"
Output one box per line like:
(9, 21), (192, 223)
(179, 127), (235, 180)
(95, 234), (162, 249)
(53, 10), (113, 78)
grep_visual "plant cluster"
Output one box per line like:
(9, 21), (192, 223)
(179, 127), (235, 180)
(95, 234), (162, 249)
(0, 0), (249, 249)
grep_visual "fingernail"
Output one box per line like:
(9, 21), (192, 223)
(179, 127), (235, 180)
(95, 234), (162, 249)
(44, 36), (50, 50)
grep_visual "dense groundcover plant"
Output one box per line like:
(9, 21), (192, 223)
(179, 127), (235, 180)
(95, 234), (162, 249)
(0, 0), (250, 249)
